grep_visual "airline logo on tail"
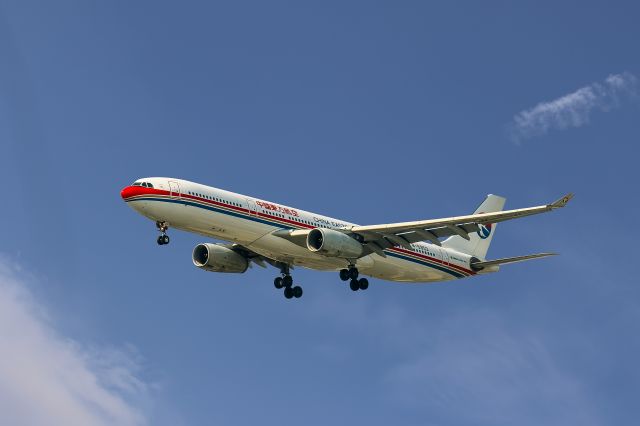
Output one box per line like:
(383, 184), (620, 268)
(477, 223), (492, 239)
(475, 211), (493, 239)
(478, 212), (493, 240)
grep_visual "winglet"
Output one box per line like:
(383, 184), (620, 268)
(550, 193), (574, 208)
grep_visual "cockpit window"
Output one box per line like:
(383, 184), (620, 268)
(132, 182), (141, 186)
(147, 182), (154, 188)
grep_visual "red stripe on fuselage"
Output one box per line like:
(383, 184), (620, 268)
(391, 247), (475, 275)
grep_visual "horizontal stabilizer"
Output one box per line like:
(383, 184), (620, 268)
(471, 252), (557, 269)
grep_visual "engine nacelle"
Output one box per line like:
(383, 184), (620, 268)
(469, 256), (484, 271)
(192, 243), (249, 273)
(306, 228), (363, 258)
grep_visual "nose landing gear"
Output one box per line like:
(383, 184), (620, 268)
(156, 221), (170, 245)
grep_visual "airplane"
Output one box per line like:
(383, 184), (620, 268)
(120, 178), (573, 300)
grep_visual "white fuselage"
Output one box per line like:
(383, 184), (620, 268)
(121, 177), (482, 282)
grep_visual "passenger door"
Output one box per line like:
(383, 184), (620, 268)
(246, 198), (258, 217)
(441, 248), (450, 266)
(168, 181), (181, 198)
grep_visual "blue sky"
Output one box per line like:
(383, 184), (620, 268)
(1, 1), (639, 425)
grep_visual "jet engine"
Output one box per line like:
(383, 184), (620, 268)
(306, 228), (363, 258)
(192, 243), (249, 273)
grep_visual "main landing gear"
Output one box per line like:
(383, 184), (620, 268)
(273, 264), (303, 300)
(156, 221), (170, 245)
(339, 266), (369, 292)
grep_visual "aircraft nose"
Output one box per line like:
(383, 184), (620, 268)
(120, 186), (135, 200)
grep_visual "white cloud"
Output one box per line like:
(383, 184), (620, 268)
(509, 72), (638, 143)
(0, 258), (151, 426)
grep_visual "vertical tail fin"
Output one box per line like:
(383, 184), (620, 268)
(442, 194), (506, 259)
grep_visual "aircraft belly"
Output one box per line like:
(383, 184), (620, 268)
(247, 234), (359, 271)
(362, 255), (454, 283)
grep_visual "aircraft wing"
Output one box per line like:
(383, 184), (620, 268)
(229, 243), (299, 272)
(228, 244), (273, 268)
(350, 193), (573, 252)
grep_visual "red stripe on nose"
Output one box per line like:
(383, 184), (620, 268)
(121, 186), (137, 200)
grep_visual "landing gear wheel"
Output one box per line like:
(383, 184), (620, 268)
(283, 275), (293, 288)
(293, 286), (303, 298)
(339, 269), (350, 281)
(350, 279), (360, 291)
(274, 277), (284, 289)
(349, 268), (359, 280)
(155, 222), (170, 246)
(284, 287), (294, 299)
(358, 278), (369, 290)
